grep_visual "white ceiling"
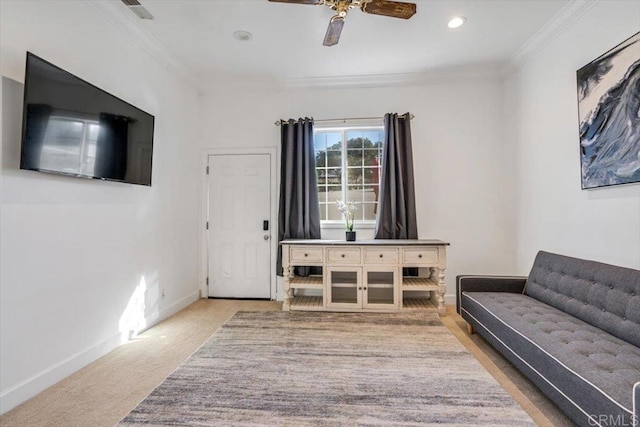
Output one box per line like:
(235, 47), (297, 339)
(109, 0), (572, 88)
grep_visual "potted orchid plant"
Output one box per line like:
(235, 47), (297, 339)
(336, 200), (357, 241)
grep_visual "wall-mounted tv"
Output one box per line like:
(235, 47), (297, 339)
(20, 52), (155, 186)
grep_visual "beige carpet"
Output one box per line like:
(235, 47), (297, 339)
(0, 300), (573, 426)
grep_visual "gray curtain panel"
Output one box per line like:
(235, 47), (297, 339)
(277, 118), (321, 276)
(375, 112), (418, 240)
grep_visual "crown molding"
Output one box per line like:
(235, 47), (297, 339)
(503, 0), (600, 76)
(280, 65), (503, 91)
(200, 65), (503, 94)
(84, 0), (594, 92)
(83, 0), (199, 89)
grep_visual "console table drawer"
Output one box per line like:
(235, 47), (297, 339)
(290, 247), (324, 263)
(364, 248), (399, 264)
(327, 247), (361, 263)
(402, 248), (438, 265)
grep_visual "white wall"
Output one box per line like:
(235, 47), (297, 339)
(200, 80), (516, 300)
(0, 0), (200, 413)
(504, 0), (640, 272)
(4, 0), (636, 415)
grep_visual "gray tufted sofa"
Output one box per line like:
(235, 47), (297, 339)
(457, 251), (640, 426)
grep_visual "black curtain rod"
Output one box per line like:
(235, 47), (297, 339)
(274, 114), (415, 126)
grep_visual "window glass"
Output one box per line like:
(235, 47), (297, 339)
(314, 127), (384, 223)
(40, 117), (99, 176)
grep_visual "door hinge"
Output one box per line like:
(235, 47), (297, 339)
(206, 277), (209, 286)
(206, 221), (209, 230)
(206, 166), (209, 174)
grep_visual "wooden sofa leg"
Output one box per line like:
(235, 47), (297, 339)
(466, 323), (475, 335)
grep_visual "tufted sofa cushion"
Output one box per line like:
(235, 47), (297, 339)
(524, 251), (640, 347)
(461, 291), (640, 425)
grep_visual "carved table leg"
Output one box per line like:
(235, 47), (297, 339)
(283, 266), (292, 311)
(436, 267), (446, 315)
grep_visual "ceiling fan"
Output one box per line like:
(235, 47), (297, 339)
(268, 0), (417, 47)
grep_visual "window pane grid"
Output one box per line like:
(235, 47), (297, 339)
(315, 127), (383, 223)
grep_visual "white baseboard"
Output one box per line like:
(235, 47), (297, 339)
(0, 290), (200, 415)
(0, 330), (123, 415)
(444, 294), (456, 306)
(139, 290), (200, 335)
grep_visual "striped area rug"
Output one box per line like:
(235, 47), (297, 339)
(120, 311), (533, 426)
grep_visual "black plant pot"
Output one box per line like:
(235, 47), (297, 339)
(345, 231), (356, 241)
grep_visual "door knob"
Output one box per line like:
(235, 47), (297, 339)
(264, 235), (270, 240)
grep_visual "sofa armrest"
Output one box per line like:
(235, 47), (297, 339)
(456, 275), (528, 314)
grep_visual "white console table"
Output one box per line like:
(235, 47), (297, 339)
(280, 239), (449, 315)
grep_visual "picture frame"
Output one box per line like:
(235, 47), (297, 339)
(576, 31), (640, 189)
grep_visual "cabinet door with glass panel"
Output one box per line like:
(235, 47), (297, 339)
(326, 266), (399, 310)
(326, 267), (362, 310)
(362, 267), (399, 310)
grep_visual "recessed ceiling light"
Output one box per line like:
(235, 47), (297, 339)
(233, 30), (253, 42)
(447, 16), (467, 29)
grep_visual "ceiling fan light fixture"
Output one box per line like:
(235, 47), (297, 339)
(323, 16), (345, 47)
(268, 0), (417, 45)
(447, 16), (466, 29)
(233, 30), (253, 41)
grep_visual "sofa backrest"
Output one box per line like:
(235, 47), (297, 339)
(524, 251), (640, 347)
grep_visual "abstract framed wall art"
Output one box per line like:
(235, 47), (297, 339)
(576, 31), (640, 189)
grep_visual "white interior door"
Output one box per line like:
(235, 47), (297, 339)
(207, 154), (271, 298)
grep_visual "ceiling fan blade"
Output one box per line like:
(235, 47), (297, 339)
(323, 16), (345, 46)
(360, 0), (416, 19)
(268, 0), (324, 4)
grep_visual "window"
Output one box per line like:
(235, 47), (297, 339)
(314, 126), (384, 225)
(40, 115), (100, 176)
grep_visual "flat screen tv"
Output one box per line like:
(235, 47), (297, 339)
(20, 52), (155, 186)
